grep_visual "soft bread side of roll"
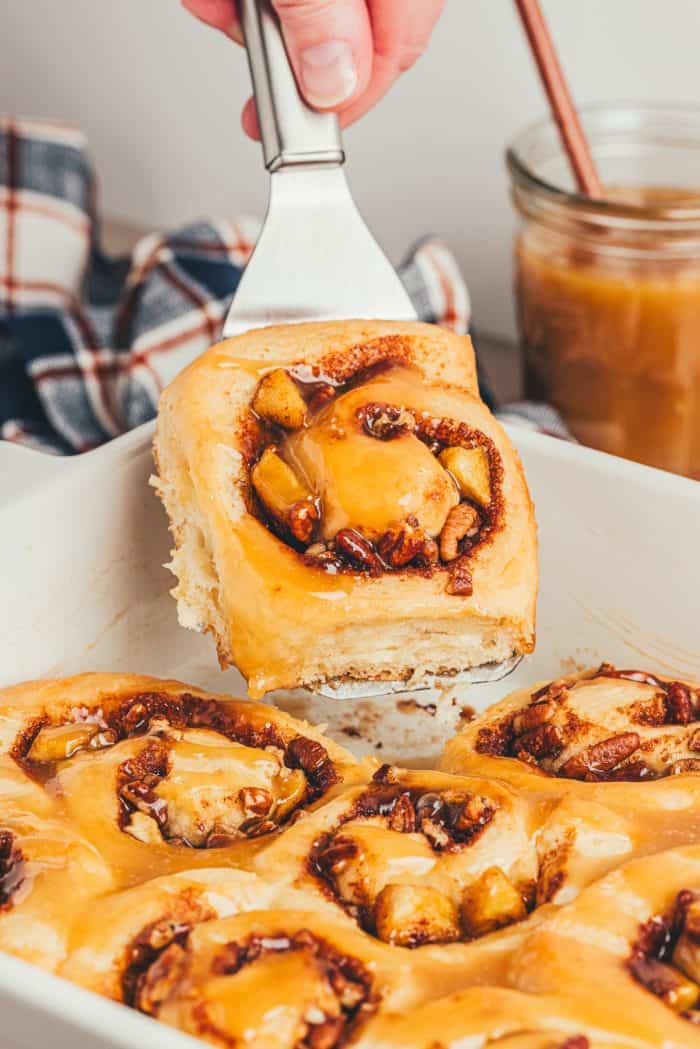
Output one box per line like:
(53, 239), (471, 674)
(153, 320), (537, 697)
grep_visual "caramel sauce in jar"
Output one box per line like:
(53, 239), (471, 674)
(509, 106), (700, 479)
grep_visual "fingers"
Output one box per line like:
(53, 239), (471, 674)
(241, 97), (261, 140)
(271, 0), (373, 110)
(338, 0), (446, 127)
(180, 0), (242, 42)
(183, 0), (446, 141)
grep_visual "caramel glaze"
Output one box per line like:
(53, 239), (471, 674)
(244, 360), (505, 598)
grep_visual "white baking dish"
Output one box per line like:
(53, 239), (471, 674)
(1, 422), (699, 1048)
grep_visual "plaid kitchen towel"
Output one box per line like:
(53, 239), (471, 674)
(0, 117), (563, 455)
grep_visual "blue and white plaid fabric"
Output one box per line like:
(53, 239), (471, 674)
(0, 117), (564, 455)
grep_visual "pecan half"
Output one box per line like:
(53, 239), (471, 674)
(387, 794), (416, 833)
(304, 543), (343, 573)
(530, 680), (568, 703)
(512, 699), (557, 735)
(666, 683), (695, 725)
(629, 953), (695, 1008)
(560, 732), (641, 780)
(439, 504), (481, 562)
(359, 403), (416, 440)
(286, 735), (338, 792)
(134, 942), (188, 1015)
(517, 723), (564, 761)
(333, 529), (382, 572)
(313, 835), (359, 878)
(447, 556), (474, 596)
(119, 778), (169, 830)
(288, 501), (319, 544)
(377, 516), (438, 568)
(421, 818), (451, 850)
(239, 787), (274, 818)
(0, 831), (25, 910)
(670, 759), (700, 776)
(453, 794), (493, 834)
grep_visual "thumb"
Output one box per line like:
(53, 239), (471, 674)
(271, 0), (372, 111)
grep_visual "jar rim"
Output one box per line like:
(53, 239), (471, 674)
(506, 101), (700, 225)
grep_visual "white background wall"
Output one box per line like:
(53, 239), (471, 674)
(3, 0), (700, 337)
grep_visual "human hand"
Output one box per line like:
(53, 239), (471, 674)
(182, 0), (446, 138)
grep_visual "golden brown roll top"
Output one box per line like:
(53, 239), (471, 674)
(153, 320), (537, 696)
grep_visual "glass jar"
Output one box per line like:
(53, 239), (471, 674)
(507, 103), (700, 479)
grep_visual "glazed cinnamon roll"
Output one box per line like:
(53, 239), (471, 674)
(352, 986), (630, 1049)
(256, 764), (545, 949)
(442, 664), (700, 783)
(60, 868), (344, 1000)
(114, 907), (416, 1049)
(440, 665), (700, 889)
(153, 320), (536, 696)
(0, 757), (114, 971)
(1, 673), (363, 879)
(506, 846), (700, 1048)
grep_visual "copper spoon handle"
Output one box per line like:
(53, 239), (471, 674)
(514, 0), (603, 198)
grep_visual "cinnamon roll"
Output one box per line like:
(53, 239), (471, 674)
(506, 846), (700, 1048)
(440, 665), (700, 881)
(0, 756), (114, 971)
(353, 987), (630, 1049)
(60, 868), (345, 1000)
(153, 320), (537, 696)
(1, 673), (364, 880)
(442, 663), (700, 784)
(115, 907), (417, 1048)
(256, 764), (544, 949)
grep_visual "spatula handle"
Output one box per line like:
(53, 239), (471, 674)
(238, 0), (345, 172)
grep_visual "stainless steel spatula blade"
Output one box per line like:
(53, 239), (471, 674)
(226, 2), (520, 697)
(224, 166), (415, 336)
(224, 1), (415, 337)
(316, 656), (524, 700)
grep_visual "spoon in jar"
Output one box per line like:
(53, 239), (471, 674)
(514, 0), (602, 198)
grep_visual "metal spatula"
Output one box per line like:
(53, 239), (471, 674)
(223, 0), (416, 337)
(225, 1), (521, 696)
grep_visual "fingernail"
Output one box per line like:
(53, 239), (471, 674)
(299, 40), (357, 107)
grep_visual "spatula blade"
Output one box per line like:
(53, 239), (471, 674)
(316, 657), (524, 700)
(223, 166), (416, 338)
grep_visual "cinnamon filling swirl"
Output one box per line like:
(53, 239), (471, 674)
(246, 360), (505, 597)
(308, 766), (530, 947)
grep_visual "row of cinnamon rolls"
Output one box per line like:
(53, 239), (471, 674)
(2, 665), (700, 1048)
